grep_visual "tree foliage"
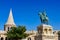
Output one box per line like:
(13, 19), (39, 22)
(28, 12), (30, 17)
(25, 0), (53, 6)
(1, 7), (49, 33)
(7, 26), (28, 40)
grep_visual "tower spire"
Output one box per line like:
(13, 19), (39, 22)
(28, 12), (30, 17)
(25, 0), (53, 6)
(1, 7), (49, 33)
(5, 8), (15, 25)
(4, 8), (16, 31)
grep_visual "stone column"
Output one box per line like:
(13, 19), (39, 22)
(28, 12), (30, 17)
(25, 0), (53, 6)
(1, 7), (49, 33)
(4, 37), (5, 40)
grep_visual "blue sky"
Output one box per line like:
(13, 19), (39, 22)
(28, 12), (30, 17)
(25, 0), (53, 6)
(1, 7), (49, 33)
(0, 0), (60, 30)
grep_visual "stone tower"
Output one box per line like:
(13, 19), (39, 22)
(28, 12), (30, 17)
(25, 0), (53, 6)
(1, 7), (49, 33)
(35, 24), (54, 40)
(4, 8), (16, 31)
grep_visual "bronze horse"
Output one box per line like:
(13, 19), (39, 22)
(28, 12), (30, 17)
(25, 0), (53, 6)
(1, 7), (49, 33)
(38, 11), (48, 24)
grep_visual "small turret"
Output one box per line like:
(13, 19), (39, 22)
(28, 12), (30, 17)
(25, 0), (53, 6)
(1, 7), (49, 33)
(4, 8), (16, 31)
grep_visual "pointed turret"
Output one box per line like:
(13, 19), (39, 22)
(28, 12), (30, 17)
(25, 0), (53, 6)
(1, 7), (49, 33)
(4, 8), (16, 31)
(5, 8), (15, 25)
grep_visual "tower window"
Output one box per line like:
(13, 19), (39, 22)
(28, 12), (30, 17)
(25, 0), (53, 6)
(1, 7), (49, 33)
(8, 27), (9, 31)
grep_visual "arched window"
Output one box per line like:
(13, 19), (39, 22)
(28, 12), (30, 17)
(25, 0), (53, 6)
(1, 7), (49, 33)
(28, 37), (31, 40)
(5, 37), (7, 40)
(49, 29), (52, 33)
(8, 27), (9, 31)
(44, 29), (47, 34)
(8, 38), (11, 40)
(1, 37), (3, 40)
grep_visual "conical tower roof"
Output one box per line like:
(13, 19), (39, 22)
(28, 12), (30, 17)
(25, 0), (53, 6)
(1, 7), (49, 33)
(5, 8), (15, 25)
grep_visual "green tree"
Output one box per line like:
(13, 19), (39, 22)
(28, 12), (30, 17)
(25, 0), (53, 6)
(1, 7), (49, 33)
(7, 26), (28, 40)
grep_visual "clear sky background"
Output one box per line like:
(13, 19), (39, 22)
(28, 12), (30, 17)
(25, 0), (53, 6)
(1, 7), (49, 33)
(0, 0), (60, 31)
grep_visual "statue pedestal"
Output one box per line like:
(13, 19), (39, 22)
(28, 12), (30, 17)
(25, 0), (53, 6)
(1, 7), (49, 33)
(35, 24), (55, 40)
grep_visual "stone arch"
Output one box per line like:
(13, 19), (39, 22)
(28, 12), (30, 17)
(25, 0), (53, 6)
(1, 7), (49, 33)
(28, 37), (31, 40)
(5, 37), (7, 40)
(8, 38), (11, 40)
(1, 37), (3, 40)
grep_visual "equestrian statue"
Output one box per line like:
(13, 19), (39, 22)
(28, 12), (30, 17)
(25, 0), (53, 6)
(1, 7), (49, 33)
(38, 11), (49, 24)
